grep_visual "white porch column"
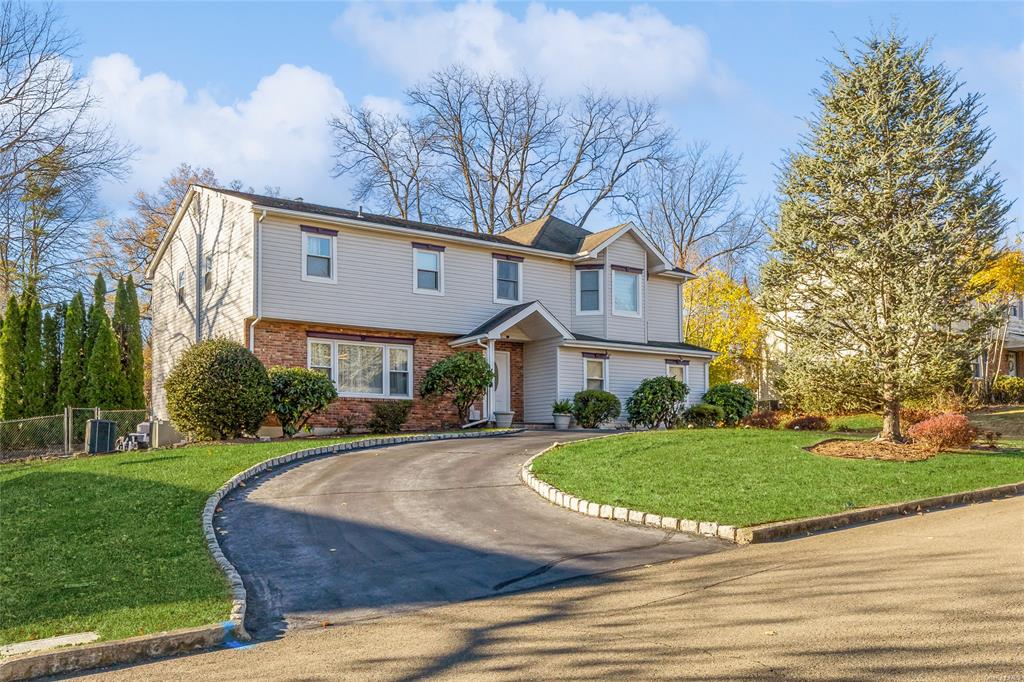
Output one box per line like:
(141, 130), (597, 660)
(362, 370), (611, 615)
(486, 338), (496, 421)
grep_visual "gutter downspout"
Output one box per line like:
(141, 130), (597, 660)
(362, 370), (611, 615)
(249, 210), (267, 353)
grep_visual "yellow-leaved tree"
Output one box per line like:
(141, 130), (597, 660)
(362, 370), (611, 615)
(971, 248), (1024, 394)
(682, 269), (764, 386)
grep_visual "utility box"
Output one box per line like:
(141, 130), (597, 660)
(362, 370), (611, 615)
(85, 419), (117, 454)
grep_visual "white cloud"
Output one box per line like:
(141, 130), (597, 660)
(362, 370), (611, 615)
(359, 94), (409, 118)
(87, 54), (348, 207)
(335, 2), (727, 98)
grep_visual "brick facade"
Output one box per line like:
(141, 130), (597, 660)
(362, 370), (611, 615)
(249, 319), (523, 431)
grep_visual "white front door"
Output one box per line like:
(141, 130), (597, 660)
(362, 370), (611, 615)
(493, 350), (511, 414)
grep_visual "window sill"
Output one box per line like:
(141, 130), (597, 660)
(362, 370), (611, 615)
(611, 310), (642, 318)
(413, 288), (445, 297)
(338, 392), (413, 401)
(301, 274), (337, 284)
(576, 309), (603, 316)
(494, 297), (522, 305)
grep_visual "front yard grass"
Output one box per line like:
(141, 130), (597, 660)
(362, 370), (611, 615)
(0, 436), (381, 646)
(531, 429), (1024, 528)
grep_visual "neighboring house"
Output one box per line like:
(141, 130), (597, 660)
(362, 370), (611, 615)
(975, 299), (1024, 381)
(146, 185), (715, 431)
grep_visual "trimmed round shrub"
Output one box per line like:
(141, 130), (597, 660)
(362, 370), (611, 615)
(165, 338), (272, 440)
(742, 409), (781, 429)
(626, 376), (689, 429)
(420, 351), (494, 424)
(991, 376), (1024, 404)
(701, 383), (756, 425)
(907, 413), (978, 451)
(784, 414), (829, 431)
(268, 367), (338, 437)
(684, 403), (725, 427)
(367, 400), (413, 434)
(572, 389), (621, 428)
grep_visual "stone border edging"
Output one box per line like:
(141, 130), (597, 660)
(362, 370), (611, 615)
(521, 436), (1024, 545)
(0, 428), (522, 682)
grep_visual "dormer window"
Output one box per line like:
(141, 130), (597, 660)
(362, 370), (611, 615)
(493, 253), (523, 304)
(301, 226), (337, 283)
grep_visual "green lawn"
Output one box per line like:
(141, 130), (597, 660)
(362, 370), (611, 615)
(828, 413), (883, 432)
(0, 436), (379, 646)
(531, 429), (1024, 528)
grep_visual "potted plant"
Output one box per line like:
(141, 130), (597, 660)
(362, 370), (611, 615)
(551, 400), (573, 429)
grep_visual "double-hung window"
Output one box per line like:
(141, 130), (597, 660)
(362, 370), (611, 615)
(493, 254), (523, 304)
(584, 355), (608, 391)
(203, 254), (214, 291)
(308, 337), (412, 399)
(412, 243), (444, 295)
(612, 267), (641, 317)
(576, 267), (603, 314)
(301, 226), (336, 282)
(176, 269), (186, 306)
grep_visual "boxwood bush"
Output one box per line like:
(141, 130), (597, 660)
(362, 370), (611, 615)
(164, 339), (272, 440)
(626, 376), (688, 429)
(367, 400), (413, 433)
(572, 390), (621, 428)
(684, 403), (725, 427)
(268, 367), (338, 437)
(701, 383), (756, 425)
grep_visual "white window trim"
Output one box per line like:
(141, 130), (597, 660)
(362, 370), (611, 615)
(307, 337), (413, 400)
(301, 232), (337, 284)
(176, 269), (186, 306)
(611, 269), (642, 318)
(582, 356), (609, 392)
(203, 254), (214, 292)
(666, 363), (690, 405)
(575, 268), (604, 315)
(493, 258), (523, 304)
(412, 247), (444, 296)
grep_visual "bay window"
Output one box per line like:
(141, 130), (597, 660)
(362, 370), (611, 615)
(307, 337), (413, 398)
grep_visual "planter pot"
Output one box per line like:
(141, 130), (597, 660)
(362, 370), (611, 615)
(552, 413), (572, 430)
(493, 411), (515, 428)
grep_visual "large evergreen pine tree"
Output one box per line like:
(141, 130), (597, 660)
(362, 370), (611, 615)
(57, 293), (87, 409)
(761, 33), (1008, 442)
(84, 273), (107, 364)
(41, 309), (62, 413)
(21, 290), (46, 417)
(0, 296), (24, 419)
(85, 311), (129, 408)
(112, 276), (145, 408)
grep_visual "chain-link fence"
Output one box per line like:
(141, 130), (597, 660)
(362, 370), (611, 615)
(0, 408), (149, 461)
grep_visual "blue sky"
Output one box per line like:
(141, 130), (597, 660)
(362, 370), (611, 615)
(63, 1), (1023, 234)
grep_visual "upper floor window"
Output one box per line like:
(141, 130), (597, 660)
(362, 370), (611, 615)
(576, 267), (603, 315)
(308, 337), (412, 399)
(612, 267), (641, 317)
(412, 243), (444, 295)
(203, 254), (214, 291)
(301, 226), (337, 283)
(1011, 301), (1020, 318)
(584, 356), (608, 391)
(176, 270), (186, 306)
(493, 254), (523, 304)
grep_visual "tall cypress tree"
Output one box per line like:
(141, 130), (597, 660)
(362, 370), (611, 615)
(41, 310), (62, 414)
(21, 291), (46, 417)
(58, 293), (87, 409)
(0, 296), (24, 419)
(113, 276), (145, 408)
(85, 312), (128, 408)
(84, 273), (107, 364)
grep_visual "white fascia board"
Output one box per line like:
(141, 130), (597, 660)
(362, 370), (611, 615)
(560, 339), (717, 358)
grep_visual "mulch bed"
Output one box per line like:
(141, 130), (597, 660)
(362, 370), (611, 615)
(807, 438), (936, 462)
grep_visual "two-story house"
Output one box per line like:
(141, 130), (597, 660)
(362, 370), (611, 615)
(146, 185), (715, 431)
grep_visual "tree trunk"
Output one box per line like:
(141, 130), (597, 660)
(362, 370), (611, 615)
(878, 399), (903, 443)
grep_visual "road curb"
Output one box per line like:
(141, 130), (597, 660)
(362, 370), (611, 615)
(0, 429), (522, 682)
(521, 437), (1024, 545)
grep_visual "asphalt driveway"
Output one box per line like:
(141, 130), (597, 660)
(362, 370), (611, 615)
(217, 431), (727, 637)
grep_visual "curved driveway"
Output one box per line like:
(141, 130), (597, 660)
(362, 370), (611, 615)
(218, 432), (728, 637)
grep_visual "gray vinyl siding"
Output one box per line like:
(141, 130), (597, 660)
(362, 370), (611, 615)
(569, 254), (607, 338)
(523, 337), (561, 423)
(647, 277), (681, 343)
(605, 233), (648, 343)
(150, 190), (253, 418)
(260, 217), (572, 335)
(557, 346), (709, 422)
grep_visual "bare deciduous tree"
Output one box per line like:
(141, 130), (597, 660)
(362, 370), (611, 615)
(0, 1), (130, 303)
(619, 142), (769, 274)
(331, 65), (672, 234)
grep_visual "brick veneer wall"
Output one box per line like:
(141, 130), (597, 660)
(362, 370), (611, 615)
(250, 319), (524, 431)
